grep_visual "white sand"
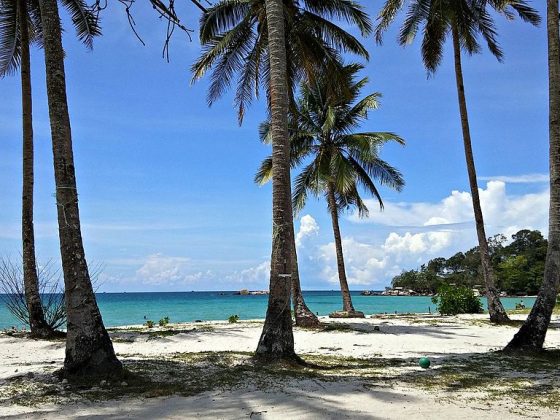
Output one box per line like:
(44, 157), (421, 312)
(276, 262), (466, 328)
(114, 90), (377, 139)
(1, 314), (559, 419)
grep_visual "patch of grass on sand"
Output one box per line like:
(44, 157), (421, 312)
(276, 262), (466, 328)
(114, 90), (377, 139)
(403, 351), (560, 410)
(1, 350), (558, 411)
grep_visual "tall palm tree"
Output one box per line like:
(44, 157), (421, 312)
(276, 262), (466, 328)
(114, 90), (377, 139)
(375, 0), (540, 323)
(505, 0), (559, 352)
(1, 0), (52, 338)
(253, 0), (297, 359)
(38, 0), (121, 376)
(192, 0), (372, 123)
(257, 64), (405, 317)
(0, 0), (100, 338)
(193, 0), (371, 328)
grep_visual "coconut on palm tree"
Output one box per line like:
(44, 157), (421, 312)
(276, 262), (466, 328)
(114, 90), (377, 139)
(506, 0), (558, 352)
(256, 63), (405, 318)
(193, 0), (371, 329)
(375, 0), (540, 323)
(0, 0), (101, 338)
(38, 0), (121, 377)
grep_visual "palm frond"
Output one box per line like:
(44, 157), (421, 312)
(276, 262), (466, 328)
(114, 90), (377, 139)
(255, 155), (273, 185)
(292, 160), (321, 215)
(199, 0), (253, 42)
(375, 0), (405, 44)
(0, 1), (20, 77)
(304, 0), (373, 36)
(60, 0), (101, 50)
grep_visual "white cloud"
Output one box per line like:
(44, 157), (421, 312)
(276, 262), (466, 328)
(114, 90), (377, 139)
(135, 253), (212, 286)
(225, 260), (270, 286)
(295, 214), (319, 247)
(479, 173), (549, 184)
(350, 181), (548, 233)
(317, 238), (393, 286)
(310, 181), (549, 288)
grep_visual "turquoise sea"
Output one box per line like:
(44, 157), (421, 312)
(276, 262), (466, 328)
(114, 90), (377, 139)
(0, 291), (535, 330)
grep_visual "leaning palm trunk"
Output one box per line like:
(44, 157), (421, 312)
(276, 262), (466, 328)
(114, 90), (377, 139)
(505, 0), (560, 351)
(39, 0), (121, 376)
(451, 25), (509, 324)
(255, 0), (296, 359)
(19, 0), (53, 338)
(291, 241), (319, 327)
(326, 184), (362, 316)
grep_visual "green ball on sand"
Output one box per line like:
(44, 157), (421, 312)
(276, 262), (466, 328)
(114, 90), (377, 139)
(419, 357), (431, 369)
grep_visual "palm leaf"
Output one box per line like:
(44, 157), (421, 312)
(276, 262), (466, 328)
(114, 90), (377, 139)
(0, 1), (20, 77)
(60, 0), (101, 49)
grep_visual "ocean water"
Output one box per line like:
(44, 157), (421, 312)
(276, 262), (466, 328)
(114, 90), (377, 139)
(0, 291), (536, 330)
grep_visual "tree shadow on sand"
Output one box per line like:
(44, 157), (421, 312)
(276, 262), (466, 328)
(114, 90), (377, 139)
(1, 349), (559, 417)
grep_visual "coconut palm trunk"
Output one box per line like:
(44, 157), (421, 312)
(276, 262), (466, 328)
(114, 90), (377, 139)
(326, 183), (358, 315)
(451, 24), (509, 324)
(505, 0), (560, 351)
(291, 240), (319, 327)
(255, 0), (296, 359)
(18, 0), (53, 338)
(39, 0), (121, 376)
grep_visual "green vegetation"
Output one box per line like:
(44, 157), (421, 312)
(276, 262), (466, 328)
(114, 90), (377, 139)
(393, 229), (547, 295)
(158, 317), (170, 327)
(432, 284), (483, 315)
(228, 315), (239, 324)
(145, 320), (154, 329)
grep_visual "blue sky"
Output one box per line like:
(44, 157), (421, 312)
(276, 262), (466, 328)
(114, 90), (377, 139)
(0, 1), (549, 292)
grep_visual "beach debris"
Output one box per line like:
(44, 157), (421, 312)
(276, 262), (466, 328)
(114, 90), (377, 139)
(100, 380), (107, 387)
(121, 381), (128, 387)
(418, 357), (431, 369)
(61, 379), (68, 385)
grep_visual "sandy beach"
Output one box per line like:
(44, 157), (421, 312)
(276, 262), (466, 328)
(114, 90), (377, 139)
(1, 313), (559, 419)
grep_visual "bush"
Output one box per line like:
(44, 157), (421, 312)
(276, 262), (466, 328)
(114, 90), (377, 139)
(431, 284), (483, 315)
(0, 257), (104, 331)
(228, 314), (239, 323)
(158, 316), (170, 326)
(145, 320), (154, 328)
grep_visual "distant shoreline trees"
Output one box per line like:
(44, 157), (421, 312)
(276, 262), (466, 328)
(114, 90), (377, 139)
(392, 229), (548, 296)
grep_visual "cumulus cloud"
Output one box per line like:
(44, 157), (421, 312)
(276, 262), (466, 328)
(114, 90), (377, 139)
(312, 181), (549, 288)
(350, 181), (548, 233)
(295, 214), (319, 247)
(225, 261), (270, 286)
(317, 238), (394, 286)
(135, 253), (213, 286)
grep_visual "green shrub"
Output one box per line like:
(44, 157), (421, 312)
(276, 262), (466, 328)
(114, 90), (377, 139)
(228, 314), (239, 323)
(431, 284), (483, 315)
(159, 316), (170, 327)
(145, 320), (154, 328)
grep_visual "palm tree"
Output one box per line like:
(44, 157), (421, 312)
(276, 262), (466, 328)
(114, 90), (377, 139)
(0, 0), (52, 338)
(193, 0), (371, 329)
(375, 0), (540, 323)
(192, 0), (372, 123)
(38, 0), (121, 377)
(257, 64), (405, 317)
(253, 0), (297, 359)
(0, 0), (101, 338)
(505, 0), (559, 352)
